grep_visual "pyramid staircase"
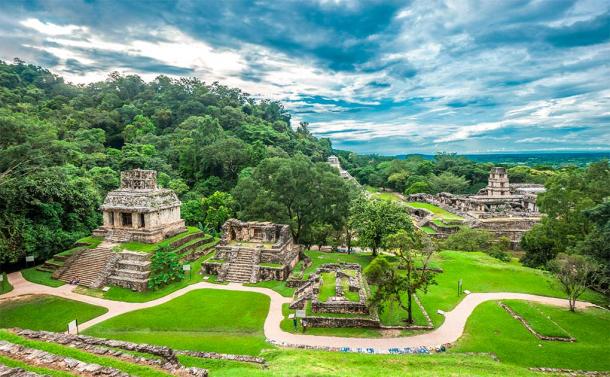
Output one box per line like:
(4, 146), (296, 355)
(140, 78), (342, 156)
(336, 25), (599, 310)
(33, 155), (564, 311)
(223, 249), (257, 283)
(107, 251), (151, 291)
(54, 245), (118, 288)
(105, 229), (132, 243)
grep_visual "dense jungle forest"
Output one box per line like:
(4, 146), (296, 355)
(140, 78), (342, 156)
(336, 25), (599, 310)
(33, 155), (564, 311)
(0, 60), (608, 283)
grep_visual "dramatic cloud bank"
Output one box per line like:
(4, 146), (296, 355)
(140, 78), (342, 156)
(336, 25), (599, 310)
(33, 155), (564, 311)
(1, 0), (609, 154)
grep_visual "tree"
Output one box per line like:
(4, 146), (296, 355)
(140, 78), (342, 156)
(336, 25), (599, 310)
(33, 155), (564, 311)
(522, 161), (610, 267)
(202, 191), (235, 233)
(548, 253), (600, 311)
(350, 199), (412, 256)
(148, 246), (183, 290)
(365, 229), (437, 324)
(429, 171), (469, 194)
(232, 156), (350, 243)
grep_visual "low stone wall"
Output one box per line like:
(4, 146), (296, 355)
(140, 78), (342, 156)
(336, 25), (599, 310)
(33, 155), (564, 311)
(202, 261), (222, 275)
(170, 232), (204, 248)
(286, 278), (307, 288)
(0, 340), (130, 377)
(258, 265), (290, 281)
(13, 329), (208, 377)
(176, 350), (266, 365)
(303, 316), (380, 328)
(182, 242), (217, 262)
(0, 364), (43, 377)
(311, 299), (369, 314)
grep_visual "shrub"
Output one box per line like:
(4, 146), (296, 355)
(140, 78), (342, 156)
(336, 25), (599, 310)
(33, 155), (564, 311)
(148, 246), (183, 290)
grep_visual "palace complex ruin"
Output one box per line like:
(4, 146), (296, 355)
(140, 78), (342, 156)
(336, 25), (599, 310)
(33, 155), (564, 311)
(203, 219), (300, 283)
(93, 169), (186, 243)
(408, 167), (545, 247)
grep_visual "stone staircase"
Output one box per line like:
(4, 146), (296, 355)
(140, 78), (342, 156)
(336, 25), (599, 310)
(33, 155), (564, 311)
(55, 246), (117, 288)
(223, 249), (256, 283)
(107, 251), (151, 291)
(36, 254), (70, 273)
(105, 229), (132, 243)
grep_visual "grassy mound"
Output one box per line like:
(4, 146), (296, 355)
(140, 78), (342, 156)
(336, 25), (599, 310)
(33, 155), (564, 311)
(407, 202), (463, 221)
(0, 295), (107, 332)
(452, 301), (610, 371)
(84, 289), (271, 356)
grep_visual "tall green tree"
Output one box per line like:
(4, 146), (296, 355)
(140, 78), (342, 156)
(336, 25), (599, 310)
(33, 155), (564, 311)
(365, 229), (437, 324)
(350, 199), (413, 256)
(232, 156), (350, 242)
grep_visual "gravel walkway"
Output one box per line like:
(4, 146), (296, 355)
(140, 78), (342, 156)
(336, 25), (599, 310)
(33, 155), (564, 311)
(1, 271), (596, 354)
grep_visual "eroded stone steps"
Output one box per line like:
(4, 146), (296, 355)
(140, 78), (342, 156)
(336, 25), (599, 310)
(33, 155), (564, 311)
(56, 247), (115, 288)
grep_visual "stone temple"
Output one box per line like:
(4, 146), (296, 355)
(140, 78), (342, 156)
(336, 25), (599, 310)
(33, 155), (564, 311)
(93, 169), (186, 243)
(327, 155), (356, 181)
(203, 219), (300, 283)
(407, 167), (545, 247)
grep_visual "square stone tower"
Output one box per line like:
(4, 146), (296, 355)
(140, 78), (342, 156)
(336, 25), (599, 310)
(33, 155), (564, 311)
(93, 169), (187, 243)
(486, 167), (511, 197)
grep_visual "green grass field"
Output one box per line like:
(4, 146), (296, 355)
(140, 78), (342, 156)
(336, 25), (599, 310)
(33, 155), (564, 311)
(406, 202), (463, 221)
(0, 272), (12, 295)
(183, 348), (542, 377)
(503, 300), (572, 338)
(319, 272), (336, 302)
(84, 289), (272, 356)
(452, 301), (610, 371)
(20, 267), (65, 287)
(419, 251), (605, 327)
(0, 295), (107, 332)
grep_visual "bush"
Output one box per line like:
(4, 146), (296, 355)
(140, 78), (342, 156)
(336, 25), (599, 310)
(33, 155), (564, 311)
(148, 246), (184, 290)
(444, 228), (511, 261)
(443, 228), (494, 251)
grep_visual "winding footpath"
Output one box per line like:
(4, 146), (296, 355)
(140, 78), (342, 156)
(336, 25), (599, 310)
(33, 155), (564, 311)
(1, 271), (597, 354)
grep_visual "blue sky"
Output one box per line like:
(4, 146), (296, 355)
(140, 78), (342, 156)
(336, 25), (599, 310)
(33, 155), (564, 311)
(1, 0), (609, 155)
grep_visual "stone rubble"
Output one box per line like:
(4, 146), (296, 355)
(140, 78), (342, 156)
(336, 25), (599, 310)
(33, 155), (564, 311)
(0, 364), (45, 377)
(13, 329), (208, 377)
(0, 340), (129, 377)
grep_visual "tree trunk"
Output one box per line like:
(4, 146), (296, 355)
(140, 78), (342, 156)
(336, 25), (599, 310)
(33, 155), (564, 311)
(407, 293), (413, 324)
(372, 245), (378, 257)
(569, 296), (576, 312)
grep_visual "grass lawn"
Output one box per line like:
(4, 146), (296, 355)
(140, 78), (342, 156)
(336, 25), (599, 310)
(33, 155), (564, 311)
(452, 301), (610, 371)
(84, 289), (272, 356)
(418, 251), (606, 327)
(406, 202), (463, 221)
(374, 191), (402, 202)
(341, 278), (359, 302)
(0, 330), (172, 377)
(80, 252), (216, 303)
(319, 272), (336, 302)
(0, 272), (12, 295)
(421, 226), (436, 234)
(504, 300), (572, 338)
(244, 280), (295, 297)
(21, 267), (64, 287)
(183, 347), (542, 376)
(121, 226), (201, 253)
(0, 295), (107, 332)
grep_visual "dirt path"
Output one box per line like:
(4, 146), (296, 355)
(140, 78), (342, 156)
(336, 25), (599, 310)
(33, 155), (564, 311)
(2, 271), (597, 354)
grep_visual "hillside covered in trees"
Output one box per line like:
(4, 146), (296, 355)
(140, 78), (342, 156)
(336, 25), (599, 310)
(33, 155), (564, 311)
(0, 59), (333, 264)
(1, 59), (608, 285)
